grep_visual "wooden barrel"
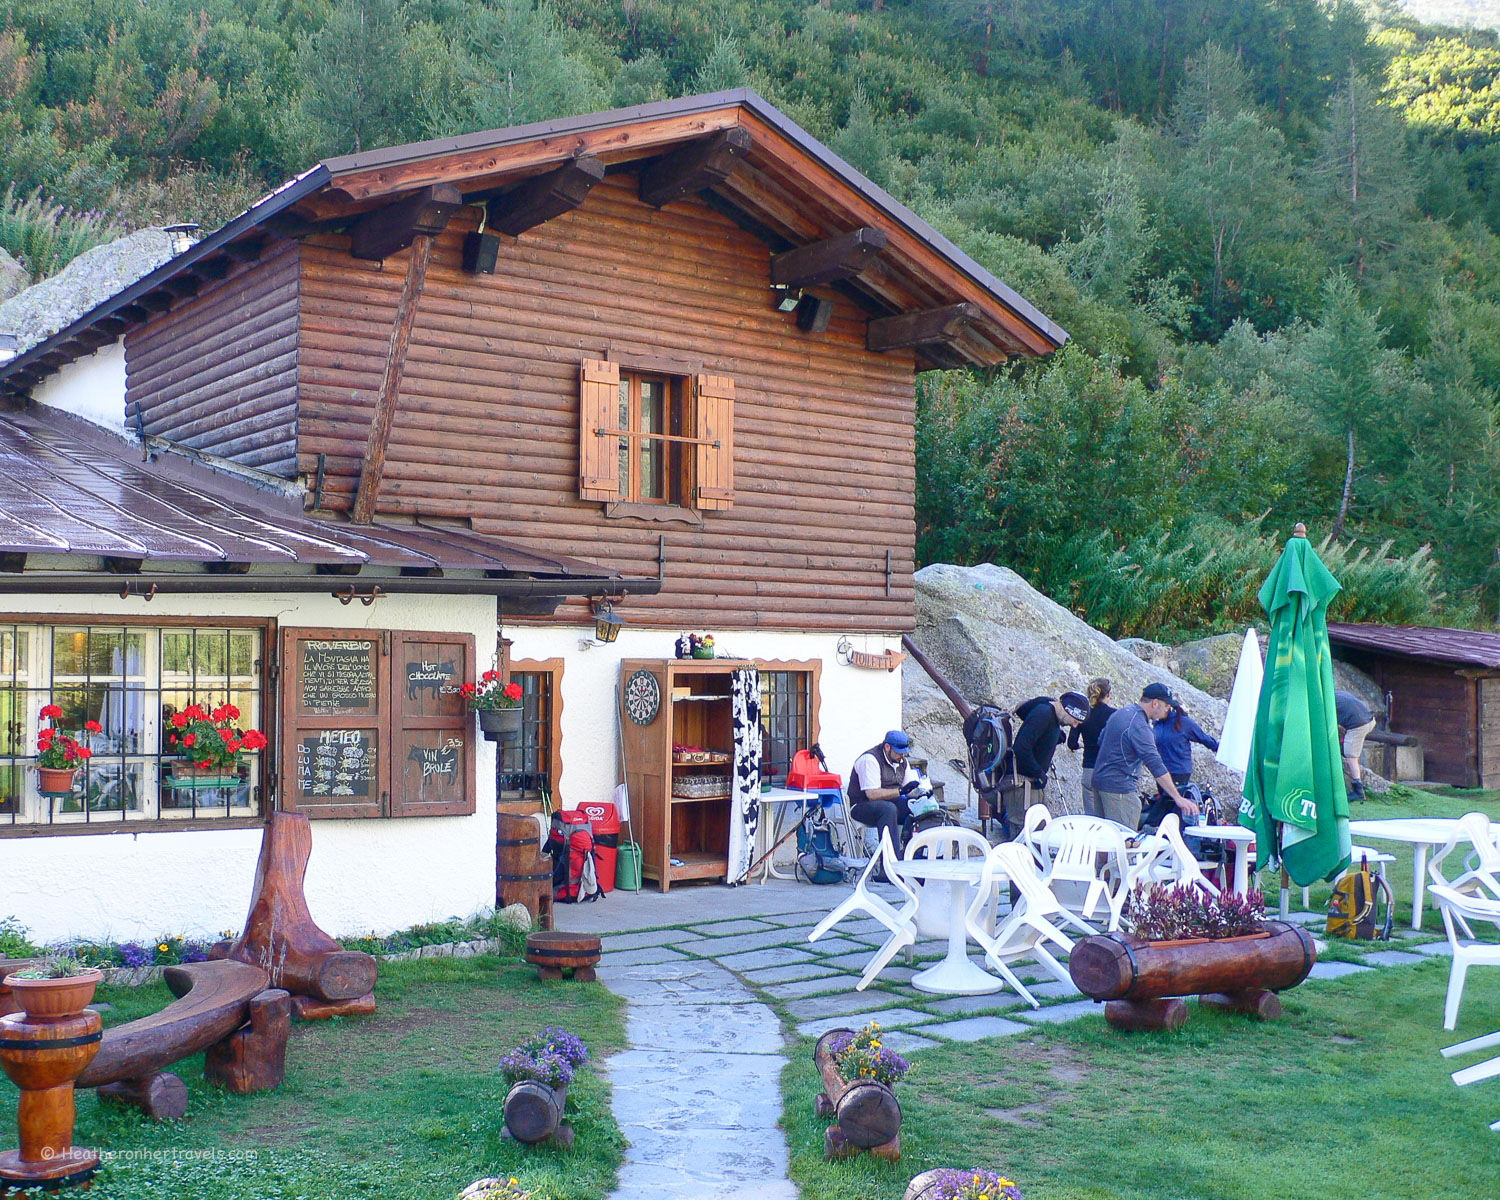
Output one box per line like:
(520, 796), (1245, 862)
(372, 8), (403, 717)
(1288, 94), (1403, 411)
(813, 1029), (902, 1150)
(524, 932), (601, 981)
(1069, 920), (1317, 1002)
(503, 1080), (566, 1143)
(497, 813), (553, 924)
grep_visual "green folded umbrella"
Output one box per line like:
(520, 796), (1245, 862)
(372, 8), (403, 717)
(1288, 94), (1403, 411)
(1240, 526), (1352, 888)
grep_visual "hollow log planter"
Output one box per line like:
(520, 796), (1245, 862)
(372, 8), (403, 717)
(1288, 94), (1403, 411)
(214, 811), (379, 1019)
(812, 1029), (902, 1162)
(1068, 920), (1318, 1032)
(524, 932), (601, 982)
(0, 968), (103, 1190)
(502, 1081), (573, 1149)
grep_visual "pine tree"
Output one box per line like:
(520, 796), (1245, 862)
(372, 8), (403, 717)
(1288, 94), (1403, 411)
(294, 0), (422, 156)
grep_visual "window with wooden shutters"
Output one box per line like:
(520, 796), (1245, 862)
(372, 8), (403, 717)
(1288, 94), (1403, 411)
(694, 374), (735, 510)
(579, 358), (621, 501)
(390, 634), (474, 817)
(279, 628), (476, 819)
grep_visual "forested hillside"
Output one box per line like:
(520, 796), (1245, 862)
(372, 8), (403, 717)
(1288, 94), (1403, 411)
(7, 0), (1500, 637)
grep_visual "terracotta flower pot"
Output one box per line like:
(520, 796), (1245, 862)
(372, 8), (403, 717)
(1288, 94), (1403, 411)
(2, 970), (102, 1021)
(35, 767), (77, 795)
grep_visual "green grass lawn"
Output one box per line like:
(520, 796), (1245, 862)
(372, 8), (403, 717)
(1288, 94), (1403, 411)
(0, 957), (626, 1200)
(784, 961), (1500, 1200)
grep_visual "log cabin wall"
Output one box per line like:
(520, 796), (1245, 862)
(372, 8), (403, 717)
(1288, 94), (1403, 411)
(294, 174), (918, 633)
(124, 238), (300, 476)
(1335, 649), (1480, 787)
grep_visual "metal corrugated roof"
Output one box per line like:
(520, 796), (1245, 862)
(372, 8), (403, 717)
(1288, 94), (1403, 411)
(0, 405), (609, 579)
(1327, 622), (1500, 670)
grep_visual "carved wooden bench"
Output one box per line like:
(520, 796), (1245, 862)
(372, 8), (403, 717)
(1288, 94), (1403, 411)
(76, 959), (289, 1120)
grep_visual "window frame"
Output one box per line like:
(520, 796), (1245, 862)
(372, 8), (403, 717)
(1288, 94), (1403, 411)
(754, 659), (822, 788)
(0, 613), (275, 838)
(499, 657), (564, 810)
(616, 369), (689, 506)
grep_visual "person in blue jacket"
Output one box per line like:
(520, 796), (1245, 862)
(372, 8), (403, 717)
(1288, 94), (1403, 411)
(1152, 699), (1219, 789)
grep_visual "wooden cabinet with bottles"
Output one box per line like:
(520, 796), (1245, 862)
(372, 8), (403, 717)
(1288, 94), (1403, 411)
(618, 659), (750, 892)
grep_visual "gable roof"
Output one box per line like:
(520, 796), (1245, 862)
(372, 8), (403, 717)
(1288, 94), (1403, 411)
(1327, 622), (1500, 670)
(0, 91), (1065, 391)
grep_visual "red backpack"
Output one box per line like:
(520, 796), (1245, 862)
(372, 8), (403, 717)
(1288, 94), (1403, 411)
(546, 811), (602, 903)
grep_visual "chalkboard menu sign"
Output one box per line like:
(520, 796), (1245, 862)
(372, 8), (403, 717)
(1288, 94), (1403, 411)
(300, 640), (375, 712)
(298, 729), (376, 800)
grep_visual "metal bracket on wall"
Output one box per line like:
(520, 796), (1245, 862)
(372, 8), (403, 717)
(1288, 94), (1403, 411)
(335, 585), (385, 606)
(885, 549), (893, 597)
(313, 453), (327, 509)
(658, 534), (667, 582)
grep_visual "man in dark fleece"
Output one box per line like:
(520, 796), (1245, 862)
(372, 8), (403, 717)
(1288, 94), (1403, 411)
(1007, 692), (1090, 816)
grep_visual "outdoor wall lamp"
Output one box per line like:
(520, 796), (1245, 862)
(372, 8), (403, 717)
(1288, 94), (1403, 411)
(583, 595), (625, 648)
(772, 285), (803, 313)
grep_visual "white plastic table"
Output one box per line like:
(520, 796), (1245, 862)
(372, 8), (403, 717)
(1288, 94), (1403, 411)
(1184, 823), (1258, 896)
(886, 856), (1000, 995)
(1349, 817), (1463, 929)
(754, 786), (819, 883)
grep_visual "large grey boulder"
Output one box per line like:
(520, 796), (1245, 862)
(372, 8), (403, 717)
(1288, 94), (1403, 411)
(903, 563), (1242, 819)
(1173, 632), (1255, 699)
(0, 248), (28, 303)
(0, 229), (179, 353)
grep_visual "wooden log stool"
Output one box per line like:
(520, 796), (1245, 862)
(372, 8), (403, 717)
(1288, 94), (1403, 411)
(812, 1029), (902, 1162)
(523, 932), (601, 982)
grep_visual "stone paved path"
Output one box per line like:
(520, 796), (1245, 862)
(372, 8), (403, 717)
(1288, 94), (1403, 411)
(575, 879), (1466, 1198)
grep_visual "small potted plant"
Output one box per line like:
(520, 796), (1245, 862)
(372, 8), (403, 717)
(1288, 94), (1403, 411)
(691, 633), (716, 659)
(33, 705), (98, 794)
(2, 956), (103, 1020)
(462, 672), (524, 742)
(459, 1178), (530, 1200)
(813, 1021), (907, 1161)
(905, 1168), (1024, 1200)
(166, 702), (267, 787)
(499, 1026), (589, 1147)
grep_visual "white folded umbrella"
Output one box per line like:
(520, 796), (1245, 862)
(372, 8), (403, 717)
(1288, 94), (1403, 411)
(1215, 627), (1263, 777)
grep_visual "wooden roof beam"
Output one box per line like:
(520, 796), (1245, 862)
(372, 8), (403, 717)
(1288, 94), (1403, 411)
(138, 291), (173, 314)
(771, 227), (887, 289)
(487, 155), (604, 237)
(639, 128), (752, 209)
(867, 303), (979, 353)
(223, 236), (268, 263)
(349, 184), (464, 261)
(164, 275), (202, 300)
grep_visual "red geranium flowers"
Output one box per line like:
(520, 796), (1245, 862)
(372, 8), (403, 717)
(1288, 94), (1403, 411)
(462, 670), (525, 712)
(164, 702), (266, 772)
(34, 707), (96, 771)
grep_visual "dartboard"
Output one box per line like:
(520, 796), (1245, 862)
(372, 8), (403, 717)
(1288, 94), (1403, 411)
(624, 669), (661, 725)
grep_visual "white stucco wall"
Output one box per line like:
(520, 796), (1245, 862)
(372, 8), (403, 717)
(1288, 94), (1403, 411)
(30, 341), (127, 432)
(503, 626), (905, 814)
(0, 589), (498, 945)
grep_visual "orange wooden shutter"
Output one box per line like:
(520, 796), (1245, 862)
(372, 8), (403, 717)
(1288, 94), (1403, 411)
(694, 373), (735, 510)
(389, 633), (476, 818)
(579, 358), (621, 501)
(279, 628), (388, 819)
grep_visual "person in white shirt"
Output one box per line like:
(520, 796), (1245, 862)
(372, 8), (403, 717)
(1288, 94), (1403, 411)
(846, 729), (920, 875)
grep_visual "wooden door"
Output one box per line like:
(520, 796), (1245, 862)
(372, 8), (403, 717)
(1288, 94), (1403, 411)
(390, 633), (475, 817)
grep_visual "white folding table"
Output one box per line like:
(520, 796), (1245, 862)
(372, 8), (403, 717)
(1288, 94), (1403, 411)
(1349, 817), (1464, 929)
(886, 856), (1001, 994)
(753, 786), (819, 883)
(1184, 823), (1259, 896)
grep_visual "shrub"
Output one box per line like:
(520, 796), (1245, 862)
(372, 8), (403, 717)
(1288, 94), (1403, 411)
(0, 185), (125, 280)
(0, 916), (39, 959)
(1122, 884), (1266, 941)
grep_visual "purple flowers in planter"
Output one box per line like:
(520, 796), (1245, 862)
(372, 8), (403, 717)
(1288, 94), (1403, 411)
(829, 1021), (909, 1087)
(117, 942), (155, 968)
(1122, 883), (1266, 942)
(499, 1027), (590, 1091)
(927, 1168), (1024, 1200)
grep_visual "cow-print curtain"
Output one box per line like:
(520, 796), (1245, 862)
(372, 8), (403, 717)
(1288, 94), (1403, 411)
(726, 666), (762, 885)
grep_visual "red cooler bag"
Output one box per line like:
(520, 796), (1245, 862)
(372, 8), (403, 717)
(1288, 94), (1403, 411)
(578, 801), (620, 893)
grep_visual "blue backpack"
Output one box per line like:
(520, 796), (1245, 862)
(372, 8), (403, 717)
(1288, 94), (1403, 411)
(795, 807), (844, 884)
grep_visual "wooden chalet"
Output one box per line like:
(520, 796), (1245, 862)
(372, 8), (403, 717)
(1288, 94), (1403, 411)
(0, 91), (1062, 929)
(1328, 622), (1500, 790)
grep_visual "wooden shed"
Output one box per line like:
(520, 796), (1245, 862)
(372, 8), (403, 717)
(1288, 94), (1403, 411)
(1327, 622), (1500, 789)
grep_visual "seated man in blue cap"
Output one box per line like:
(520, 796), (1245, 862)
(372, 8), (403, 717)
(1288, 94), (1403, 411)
(847, 730), (921, 874)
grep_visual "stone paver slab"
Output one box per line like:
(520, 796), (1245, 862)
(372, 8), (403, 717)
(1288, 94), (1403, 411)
(763, 975), (860, 1001)
(791, 1008), (935, 1040)
(925, 1016), (1031, 1042)
(1309, 961), (1374, 979)
(1014, 1000), (1099, 1024)
(673, 928), (807, 957)
(804, 936), (868, 957)
(785, 990), (904, 1020)
(924, 992), (1026, 1016)
(603, 929), (687, 952)
(1026, 978), (1081, 999)
(628, 1001), (783, 1054)
(878, 1030), (942, 1053)
(687, 919), (779, 937)
(597, 960), (755, 1005)
(605, 946), (689, 968)
(743, 961), (834, 985)
(818, 950), (889, 971)
(1414, 941), (1457, 957)
(716, 946), (815, 971)
(608, 1049), (786, 1129)
(1360, 950), (1428, 967)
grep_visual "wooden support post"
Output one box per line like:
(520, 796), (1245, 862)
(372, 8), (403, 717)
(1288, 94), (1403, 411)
(488, 156), (605, 237)
(290, 992), (376, 1022)
(1200, 988), (1283, 1021)
(770, 227), (887, 288)
(97, 1071), (189, 1122)
(639, 128), (753, 208)
(349, 184), (463, 261)
(350, 233), (434, 523)
(1104, 997), (1189, 1032)
(867, 303), (979, 353)
(205, 988), (291, 1092)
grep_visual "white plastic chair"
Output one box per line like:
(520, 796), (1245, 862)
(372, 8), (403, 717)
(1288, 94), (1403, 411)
(964, 842), (1084, 1008)
(1016, 802), (1053, 872)
(1038, 817), (1132, 930)
(904, 825), (992, 939)
(1429, 813), (1500, 936)
(1442, 1028), (1500, 1132)
(1429, 884), (1500, 1031)
(1137, 813), (1221, 897)
(809, 829), (919, 990)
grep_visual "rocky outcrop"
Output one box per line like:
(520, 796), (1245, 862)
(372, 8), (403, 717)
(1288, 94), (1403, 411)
(904, 564), (1243, 819)
(0, 248), (28, 303)
(1173, 632), (1254, 699)
(0, 229), (180, 353)
(1117, 638), (1180, 674)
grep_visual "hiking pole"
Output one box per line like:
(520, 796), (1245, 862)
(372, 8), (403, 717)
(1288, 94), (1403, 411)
(746, 818), (805, 883)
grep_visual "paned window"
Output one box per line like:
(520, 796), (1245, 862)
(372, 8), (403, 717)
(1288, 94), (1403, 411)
(0, 622), (266, 829)
(759, 670), (812, 786)
(499, 672), (554, 804)
(617, 373), (678, 503)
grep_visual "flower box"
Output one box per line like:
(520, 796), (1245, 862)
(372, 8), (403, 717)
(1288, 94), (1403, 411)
(812, 1026), (903, 1162)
